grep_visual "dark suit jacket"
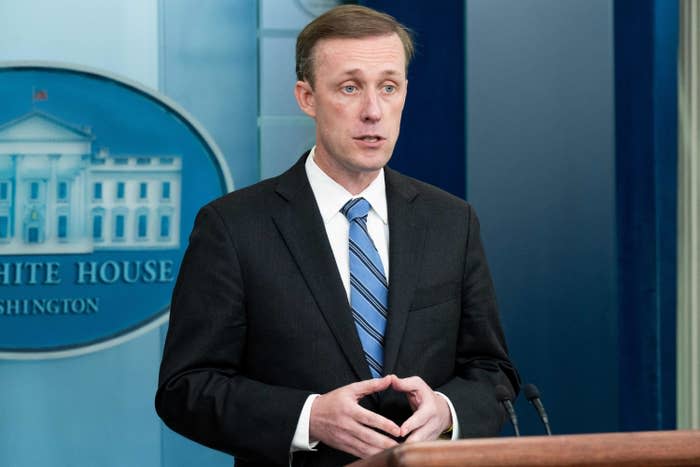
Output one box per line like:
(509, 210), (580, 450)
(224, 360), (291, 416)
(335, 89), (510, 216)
(155, 154), (519, 467)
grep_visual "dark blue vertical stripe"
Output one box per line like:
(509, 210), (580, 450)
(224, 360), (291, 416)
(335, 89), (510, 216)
(652, 0), (678, 431)
(614, 0), (677, 431)
(360, 0), (466, 198)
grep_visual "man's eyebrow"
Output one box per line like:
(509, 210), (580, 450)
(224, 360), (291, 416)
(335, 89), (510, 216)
(337, 68), (404, 78)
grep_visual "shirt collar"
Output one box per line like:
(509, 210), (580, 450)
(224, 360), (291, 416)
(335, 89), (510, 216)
(305, 146), (388, 225)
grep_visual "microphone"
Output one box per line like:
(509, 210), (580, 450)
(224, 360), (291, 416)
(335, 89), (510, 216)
(495, 384), (520, 437)
(523, 383), (552, 435)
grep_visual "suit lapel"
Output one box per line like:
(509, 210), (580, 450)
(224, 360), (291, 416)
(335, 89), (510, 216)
(271, 156), (372, 381)
(383, 169), (427, 376)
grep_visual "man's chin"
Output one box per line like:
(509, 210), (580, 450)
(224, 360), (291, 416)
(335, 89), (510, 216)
(352, 151), (392, 171)
(351, 162), (389, 176)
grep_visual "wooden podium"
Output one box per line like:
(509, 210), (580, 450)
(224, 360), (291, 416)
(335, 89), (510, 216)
(347, 430), (700, 466)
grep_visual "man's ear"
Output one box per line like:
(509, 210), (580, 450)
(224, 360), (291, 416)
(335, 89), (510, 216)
(294, 80), (316, 118)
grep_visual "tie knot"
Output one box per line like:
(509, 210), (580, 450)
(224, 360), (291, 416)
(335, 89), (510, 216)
(341, 197), (370, 221)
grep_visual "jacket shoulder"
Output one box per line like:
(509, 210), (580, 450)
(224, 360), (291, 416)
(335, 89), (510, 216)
(207, 177), (279, 216)
(387, 168), (475, 215)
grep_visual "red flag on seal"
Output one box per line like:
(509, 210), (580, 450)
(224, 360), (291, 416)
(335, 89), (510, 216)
(33, 89), (48, 101)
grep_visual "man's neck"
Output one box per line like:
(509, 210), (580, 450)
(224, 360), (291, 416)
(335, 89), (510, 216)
(312, 154), (381, 196)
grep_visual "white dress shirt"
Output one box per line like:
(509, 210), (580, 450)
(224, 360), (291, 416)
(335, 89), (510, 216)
(290, 148), (459, 455)
(304, 147), (390, 298)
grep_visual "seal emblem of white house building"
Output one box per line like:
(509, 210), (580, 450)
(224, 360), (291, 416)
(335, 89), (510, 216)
(0, 64), (232, 358)
(0, 111), (182, 255)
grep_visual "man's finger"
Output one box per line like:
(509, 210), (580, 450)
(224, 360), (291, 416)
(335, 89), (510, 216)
(353, 405), (401, 437)
(334, 428), (375, 459)
(346, 437), (391, 460)
(351, 421), (400, 451)
(337, 421), (398, 458)
(404, 423), (436, 444)
(391, 375), (426, 393)
(400, 407), (431, 437)
(351, 375), (393, 397)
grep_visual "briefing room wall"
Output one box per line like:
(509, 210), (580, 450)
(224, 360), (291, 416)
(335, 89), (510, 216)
(465, 0), (619, 435)
(2, 1), (260, 466)
(371, 0), (678, 436)
(0, 1), (253, 466)
(369, 0), (623, 435)
(0, 2), (166, 466)
(462, 0), (679, 434)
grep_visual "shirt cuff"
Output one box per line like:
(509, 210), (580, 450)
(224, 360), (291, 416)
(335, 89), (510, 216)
(290, 394), (321, 452)
(435, 391), (460, 440)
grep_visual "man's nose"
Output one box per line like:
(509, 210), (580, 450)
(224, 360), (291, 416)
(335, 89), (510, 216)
(360, 90), (382, 122)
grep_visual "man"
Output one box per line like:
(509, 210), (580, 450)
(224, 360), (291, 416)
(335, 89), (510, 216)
(156, 5), (519, 467)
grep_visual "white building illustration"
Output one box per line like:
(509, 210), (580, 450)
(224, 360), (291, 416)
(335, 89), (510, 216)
(0, 111), (181, 255)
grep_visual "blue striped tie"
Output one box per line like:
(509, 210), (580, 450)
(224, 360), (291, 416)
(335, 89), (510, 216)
(341, 197), (388, 379)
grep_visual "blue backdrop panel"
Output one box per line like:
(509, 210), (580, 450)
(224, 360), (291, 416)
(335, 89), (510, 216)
(160, 0), (259, 190)
(0, 338), (162, 466)
(614, 0), (678, 431)
(0, 63), (231, 466)
(0, 3), (167, 467)
(362, 0), (466, 198)
(371, 0), (619, 435)
(466, 0), (619, 434)
(370, 0), (678, 435)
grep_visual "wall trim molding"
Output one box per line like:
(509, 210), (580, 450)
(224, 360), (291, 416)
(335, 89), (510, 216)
(678, 0), (700, 430)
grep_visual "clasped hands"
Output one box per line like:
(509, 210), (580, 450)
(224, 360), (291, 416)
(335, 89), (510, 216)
(308, 374), (452, 459)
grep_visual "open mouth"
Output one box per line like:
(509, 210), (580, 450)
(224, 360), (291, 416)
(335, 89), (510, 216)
(355, 135), (384, 143)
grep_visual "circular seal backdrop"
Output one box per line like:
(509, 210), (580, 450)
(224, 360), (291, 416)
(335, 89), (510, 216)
(0, 63), (232, 359)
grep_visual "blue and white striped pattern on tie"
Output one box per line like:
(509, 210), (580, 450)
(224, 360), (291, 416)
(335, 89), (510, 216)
(341, 197), (388, 379)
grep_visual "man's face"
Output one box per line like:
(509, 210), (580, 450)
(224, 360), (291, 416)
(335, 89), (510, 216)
(295, 33), (408, 192)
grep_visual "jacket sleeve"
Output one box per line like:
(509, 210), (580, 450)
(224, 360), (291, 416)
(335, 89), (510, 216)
(155, 204), (311, 465)
(436, 206), (521, 437)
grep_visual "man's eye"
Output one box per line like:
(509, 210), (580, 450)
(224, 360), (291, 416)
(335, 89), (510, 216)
(342, 85), (357, 94)
(383, 85), (396, 94)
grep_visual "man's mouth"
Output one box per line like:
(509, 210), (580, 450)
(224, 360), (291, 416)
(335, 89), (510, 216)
(355, 135), (383, 143)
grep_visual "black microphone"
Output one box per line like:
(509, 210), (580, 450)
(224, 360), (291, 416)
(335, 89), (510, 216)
(495, 384), (520, 437)
(523, 383), (552, 435)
